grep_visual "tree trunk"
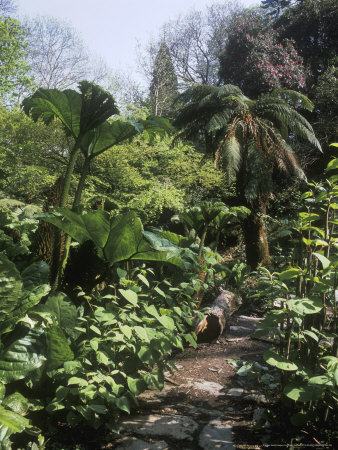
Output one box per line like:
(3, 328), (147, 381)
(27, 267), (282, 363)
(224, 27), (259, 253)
(242, 208), (271, 269)
(195, 289), (242, 343)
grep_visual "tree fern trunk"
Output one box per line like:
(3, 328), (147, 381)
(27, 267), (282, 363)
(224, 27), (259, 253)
(242, 205), (271, 269)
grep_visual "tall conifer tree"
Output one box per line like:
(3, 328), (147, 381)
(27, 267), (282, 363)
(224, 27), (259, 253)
(149, 42), (178, 117)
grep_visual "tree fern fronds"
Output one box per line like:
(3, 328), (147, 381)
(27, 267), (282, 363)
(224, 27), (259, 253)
(289, 119), (322, 151)
(220, 134), (242, 173)
(217, 84), (249, 101)
(271, 89), (314, 112)
(245, 151), (272, 201)
(176, 84), (216, 104)
(205, 109), (234, 133)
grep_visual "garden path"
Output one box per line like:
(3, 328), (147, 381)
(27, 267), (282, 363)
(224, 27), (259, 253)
(109, 314), (269, 449)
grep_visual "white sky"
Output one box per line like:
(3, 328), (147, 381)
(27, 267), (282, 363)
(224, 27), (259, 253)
(15, 0), (259, 81)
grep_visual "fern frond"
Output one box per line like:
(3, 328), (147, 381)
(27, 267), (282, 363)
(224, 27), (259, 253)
(221, 134), (242, 174)
(271, 89), (314, 112)
(176, 84), (216, 104)
(205, 109), (235, 133)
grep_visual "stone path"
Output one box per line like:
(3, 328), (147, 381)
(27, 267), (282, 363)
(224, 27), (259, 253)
(110, 315), (268, 449)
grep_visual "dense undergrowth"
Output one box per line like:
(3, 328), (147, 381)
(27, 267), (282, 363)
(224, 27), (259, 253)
(230, 150), (338, 446)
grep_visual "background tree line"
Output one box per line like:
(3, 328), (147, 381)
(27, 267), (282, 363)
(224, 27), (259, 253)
(0, 0), (337, 267)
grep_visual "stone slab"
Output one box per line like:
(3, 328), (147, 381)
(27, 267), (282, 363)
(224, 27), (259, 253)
(186, 380), (224, 397)
(121, 414), (198, 441)
(199, 419), (235, 449)
(115, 437), (168, 450)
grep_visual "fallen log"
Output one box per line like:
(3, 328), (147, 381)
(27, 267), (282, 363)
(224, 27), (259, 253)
(195, 288), (242, 343)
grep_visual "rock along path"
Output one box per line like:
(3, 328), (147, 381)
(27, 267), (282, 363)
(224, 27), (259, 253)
(109, 315), (269, 450)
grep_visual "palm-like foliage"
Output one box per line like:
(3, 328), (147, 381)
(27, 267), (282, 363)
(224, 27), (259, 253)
(174, 84), (321, 200)
(174, 84), (322, 266)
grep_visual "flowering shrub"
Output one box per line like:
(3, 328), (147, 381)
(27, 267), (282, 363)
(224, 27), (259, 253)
(247, 33), (308, 91)
(219, 9), (310, 95)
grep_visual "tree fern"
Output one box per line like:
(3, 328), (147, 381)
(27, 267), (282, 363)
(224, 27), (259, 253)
(173, 83), (322, 267)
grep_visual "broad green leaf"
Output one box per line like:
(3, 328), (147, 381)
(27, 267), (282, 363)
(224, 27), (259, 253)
(80, 120), (138, 159)
(34, 292), (78, 339)
(299, 212), (321, 222)
(284, 383), (322, 402)
(154, 286), (166, 298)
(143, 304), (160, 320)
(0, 284), (51, 335)
(68, 377), (88, 387)
(114, 396), (130, 414)
(313, 252), (330, 270)
(313, 239), (328, 247)
(22, 81), (118, 140)
(131, 231), (187, 269)
(75, 405), (92, 421)
(89, 325), (101, 335)
(127, 376), (147, 395)
(158, 315), (175, 331)
(137, 273), (149, 287)
(117, 268), (127, 279)
(302, 237), (313, 246)
(152, 230), (194, 248)
(55, 386), (70, 402)
(134, 326), (149, 342)
(21, 261), (49, 291)
(87, 403), (107, 414)
(96, 351), (109, 365)
(300, 191), (313, 200)
(279, 268), (302, 280)
(22, 88), (82, 138)
(45, 324), (74, 371)
(302, 330), (319, 342)
(41, 209), (187, 268)
(137, 346), (159, 365)
(0, 253), (23, 315)
(184, 333), (197, 349)
(66, 411), (81, 426)
(0, 405), (31, 441)
(308, 375), (334, 386)
(263, 349), (298, 371)
(94, 307), (116, 326)
(286, 297), (322, 315)
(64, 360), (83, 374)
(2, 393), (29, 415)
(119, 289), (138, 307)
(79, 80), (118, 133)
(46, 402), (65, 413)
(279, 229), (292, 237)
(0, 327), (46, 382)
(120, 325), (132, 340)
(300, 226), (325, 237)
(90, 339), (99, 351)
(326, 158), (338, 171)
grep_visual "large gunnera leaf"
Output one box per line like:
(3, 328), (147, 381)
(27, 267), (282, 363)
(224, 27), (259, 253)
(34, 292), (78, 339)
(41, 209), (186, 267)
(22, 81), (118, 141)
(0, 254), (23, 315)
(45, 324), (74, 371)
(0, 285), (50, 335)
(21, 261), (49, 291)
(0, 326), (46, 382)
(0, 254), (50, 335)
(0, 405), (31, 444)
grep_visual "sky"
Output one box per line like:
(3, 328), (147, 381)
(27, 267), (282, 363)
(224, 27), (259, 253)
(15, 0), (259, 83)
